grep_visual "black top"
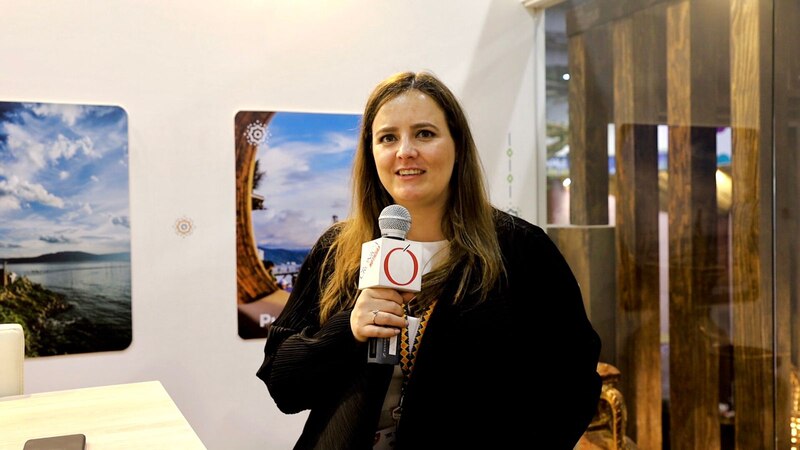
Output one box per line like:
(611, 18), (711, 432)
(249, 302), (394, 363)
(257, 210), (601, 449)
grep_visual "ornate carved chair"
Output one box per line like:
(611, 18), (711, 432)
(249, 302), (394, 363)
(576, 363), (637, 450)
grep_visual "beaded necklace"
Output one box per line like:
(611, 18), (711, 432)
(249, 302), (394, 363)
(391, 300), (437, 422)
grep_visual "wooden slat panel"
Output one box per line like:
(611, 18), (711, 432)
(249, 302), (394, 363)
(730, 0), (774, 448)
(547, 225), (617, 363)
(665, 1), (725, 448)
(613, 14), (662, 449)
(666, 124), (720, 449)
(235, 111), (279, 304)
(689, 0), (731, 127)
(568, 34), (588, 223)
(633, 6), (667, 126)
(773, 0), (799, 448)
(566, 0), (667, 37)
(568, 27), (611, 225)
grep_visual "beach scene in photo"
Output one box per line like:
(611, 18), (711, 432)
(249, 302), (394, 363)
(0, 101), (131, 356)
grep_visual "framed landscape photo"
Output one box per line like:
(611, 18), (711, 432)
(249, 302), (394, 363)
(0, 101), (131, 356)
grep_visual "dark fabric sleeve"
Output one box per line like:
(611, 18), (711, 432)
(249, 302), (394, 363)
(508, 218), (602, 448)
(256, 228), (367, 414)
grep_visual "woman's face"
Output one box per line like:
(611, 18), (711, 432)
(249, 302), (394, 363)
(371, 90), (456, 215)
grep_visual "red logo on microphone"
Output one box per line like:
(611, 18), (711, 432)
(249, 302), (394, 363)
(383, 247), (419, 286)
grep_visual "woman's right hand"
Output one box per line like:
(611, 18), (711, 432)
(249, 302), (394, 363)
(350, 288), (408, 342)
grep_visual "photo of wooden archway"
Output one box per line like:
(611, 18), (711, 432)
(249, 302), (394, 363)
(234, 110), (360, 339)
(235, 111), (284, 339)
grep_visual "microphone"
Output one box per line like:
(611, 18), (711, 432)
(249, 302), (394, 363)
(359, 205), (422, 364)
(378, 204), (412, 240)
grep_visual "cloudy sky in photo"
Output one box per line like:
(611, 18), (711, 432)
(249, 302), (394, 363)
(251, 111), (360, 250)
(0, 102), (129, 258)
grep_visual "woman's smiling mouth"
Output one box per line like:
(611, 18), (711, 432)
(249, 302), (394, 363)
(397, 168), (424, 176)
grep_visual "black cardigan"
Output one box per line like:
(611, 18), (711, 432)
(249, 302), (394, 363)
(257, 211), (601, 449)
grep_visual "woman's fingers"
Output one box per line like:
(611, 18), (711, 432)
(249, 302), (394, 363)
(350, 288), (408, 342)
(366, 316), (403, 339)
(400, 291), (417, 304)
(370, 308), (406, 329)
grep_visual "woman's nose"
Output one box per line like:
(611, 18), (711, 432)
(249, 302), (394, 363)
(397, 136), (417, 158)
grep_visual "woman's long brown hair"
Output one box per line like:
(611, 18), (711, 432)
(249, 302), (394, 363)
(318, 71), (503, 323)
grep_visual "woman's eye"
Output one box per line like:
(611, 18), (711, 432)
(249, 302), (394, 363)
(417, 129), (435, 138)
(378, 134), (396, 143)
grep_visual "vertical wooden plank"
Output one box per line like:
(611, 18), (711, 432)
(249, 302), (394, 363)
(547, 225), (617, 364)
(568, 26), (611, 225)
(666, 0), (726, 448)
(730, 0), (774, 448)
(568, 33), (588, 223)
(613, 13), (662, 450)
(566, 0), (668, 37)
(773, 0), (800, 448)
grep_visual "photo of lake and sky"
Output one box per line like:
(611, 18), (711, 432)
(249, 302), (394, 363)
(0, 101), (130, 357)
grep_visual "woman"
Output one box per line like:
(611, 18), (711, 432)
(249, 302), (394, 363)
(257, 72), (601, 449)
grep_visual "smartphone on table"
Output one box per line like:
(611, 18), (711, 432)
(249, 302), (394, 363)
(23, 433), (86, 450)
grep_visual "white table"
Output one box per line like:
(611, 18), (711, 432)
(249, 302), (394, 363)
(0, 381), (206, 449)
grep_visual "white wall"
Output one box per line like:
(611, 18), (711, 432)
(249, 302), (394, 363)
(1, 1), (539, 448)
